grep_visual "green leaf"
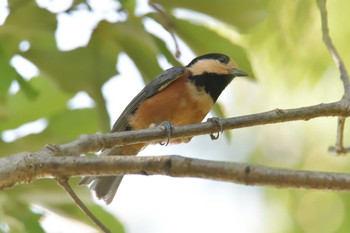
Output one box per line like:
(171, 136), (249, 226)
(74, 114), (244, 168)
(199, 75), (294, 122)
(47, 108), (98, 142)
(1, 199), (44, 233)
(5, 179), (125, 233)
(174, 19), (254, 77)
(156, 0), (268, 31)
(0, 2), (54, 101)
(2, 1), (57, 49)
(150, 34), (182, 67)
(0, 77), (72, 131)
(247, 0), (331, 85)
(106, 20), (163, 82)
(120, 0), (137, 14)
(0, 130), (59, 158)
(22, 45), (118, 97)
(0, 42), (16, 99)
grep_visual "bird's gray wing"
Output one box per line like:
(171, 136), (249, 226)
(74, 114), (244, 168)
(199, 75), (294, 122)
(111, 66), (187, 132)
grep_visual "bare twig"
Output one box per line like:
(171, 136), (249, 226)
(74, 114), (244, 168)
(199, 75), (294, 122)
(149, 1), (181, 58)
(317, 0), (350, 154)
(317, 0), (350, 95)
(5, 155), (350, 192)
(56, 177), (111, 233)
(329, 116), (348, 154)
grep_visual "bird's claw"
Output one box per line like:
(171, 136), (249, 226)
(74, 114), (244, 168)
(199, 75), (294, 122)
(207, 117), (223, 140)
(158, 121), (174, 146)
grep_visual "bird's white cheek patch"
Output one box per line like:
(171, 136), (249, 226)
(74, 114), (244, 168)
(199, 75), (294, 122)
(188, 59), (229, 76)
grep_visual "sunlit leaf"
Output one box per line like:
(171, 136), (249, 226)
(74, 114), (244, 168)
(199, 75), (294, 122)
(104, 20), (163, 82)
(156, 0), (268, 31)
(175, 19), (254, 77)
(0, 130), (58, 158)
(22, 40), (118, 96)
(1, 199), (45, 233)
(150, 34), (182, 67)
(47, 108), (98, 142)
(247, 1), (332, 85)
(3, 1), (56, 48)
(0, 77), (71, 131)
(5, 179), (125, 233)
(0, 42), (16, 99)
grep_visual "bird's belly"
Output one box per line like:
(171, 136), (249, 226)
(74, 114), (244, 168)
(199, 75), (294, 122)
(128, 80), (214, 143)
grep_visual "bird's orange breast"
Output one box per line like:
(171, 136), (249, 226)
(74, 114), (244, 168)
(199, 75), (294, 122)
(128, 75), (214, 142)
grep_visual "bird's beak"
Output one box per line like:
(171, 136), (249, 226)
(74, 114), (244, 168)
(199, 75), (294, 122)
(229, 68), (248, 77)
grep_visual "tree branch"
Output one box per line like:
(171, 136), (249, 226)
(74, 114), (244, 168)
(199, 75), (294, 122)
(317, 0), (350, 95)
(1, 0), (350, 209)
(2, 155), (350, 192)
(53, 101), (348, 158)
(0, 101), (350, 190)
(329, 116), (348, 154)
(317, 0), (350, 154)
(149, 0), (181, 58)
(57, 177), (111, 233)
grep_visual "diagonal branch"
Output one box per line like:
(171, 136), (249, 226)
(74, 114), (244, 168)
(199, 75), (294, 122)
(149, 0), (181, 58)
(317, 0), (350, 95)
(317, 0), (350, 154)
(56, 177), (111, 233)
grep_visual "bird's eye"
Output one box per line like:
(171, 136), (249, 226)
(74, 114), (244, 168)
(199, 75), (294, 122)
(218, 56), (229, 64)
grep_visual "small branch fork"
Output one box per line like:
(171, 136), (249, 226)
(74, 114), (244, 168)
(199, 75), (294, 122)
(317, 0), (350, 154)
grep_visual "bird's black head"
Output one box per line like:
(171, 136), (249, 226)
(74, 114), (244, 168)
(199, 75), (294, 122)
(186, 53), (247, 102)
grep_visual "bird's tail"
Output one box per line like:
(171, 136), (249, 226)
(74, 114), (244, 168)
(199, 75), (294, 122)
(79, 144), (145, 204)
(79, 175), (124, 205)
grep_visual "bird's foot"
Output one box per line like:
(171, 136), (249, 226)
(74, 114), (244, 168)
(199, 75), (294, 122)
(206, 117), (223, 140)
(158, 121), (174, 146)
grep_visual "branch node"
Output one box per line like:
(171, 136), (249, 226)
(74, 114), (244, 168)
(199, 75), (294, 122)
(243, 165), (252, 185)
(245, 165), (251, 175)
(44, 144), (61, 155)
(163, 157), (173, 172)
(275, 108), (286, 116)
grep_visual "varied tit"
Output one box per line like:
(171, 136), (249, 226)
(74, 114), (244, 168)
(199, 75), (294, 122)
(80, 53), (248, 204)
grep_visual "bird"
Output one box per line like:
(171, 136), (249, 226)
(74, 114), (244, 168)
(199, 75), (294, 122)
(79, 53), (248, 204)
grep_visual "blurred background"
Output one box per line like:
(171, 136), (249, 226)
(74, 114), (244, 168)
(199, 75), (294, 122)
(1, 0), (350, 232)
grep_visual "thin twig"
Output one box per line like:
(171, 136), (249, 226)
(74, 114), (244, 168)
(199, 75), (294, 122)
(317, 0), (350, 95)
(56, 177), (111, 233)
(317, 0), (350, 154)
(335, 117), (346, 151)
(149, 1), (181, 58)
(329, 116), (347, 154)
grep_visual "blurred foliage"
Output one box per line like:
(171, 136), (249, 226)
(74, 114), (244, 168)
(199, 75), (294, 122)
(0, 0), (350, 232)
